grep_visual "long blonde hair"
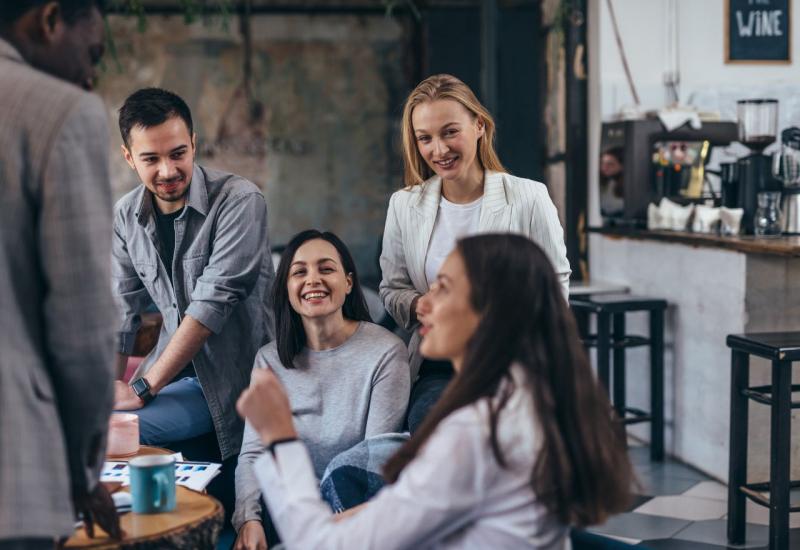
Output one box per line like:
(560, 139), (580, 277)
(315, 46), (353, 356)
(400, 74), (506, 188)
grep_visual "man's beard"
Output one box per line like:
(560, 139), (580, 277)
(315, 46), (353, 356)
(156, 184), (189, 202)
(141, 167), (190, 202)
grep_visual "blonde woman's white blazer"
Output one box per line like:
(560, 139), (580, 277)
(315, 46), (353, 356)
(379, 171), (571, 378)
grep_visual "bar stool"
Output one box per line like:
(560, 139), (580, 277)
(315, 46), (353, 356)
(569, 294), (667, 461)
(726, 332), (800, 550)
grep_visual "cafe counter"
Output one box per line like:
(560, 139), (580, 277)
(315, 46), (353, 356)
(587, 227), (800, 483)
(589, 226), (800, 258)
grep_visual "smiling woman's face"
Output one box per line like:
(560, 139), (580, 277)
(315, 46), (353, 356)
(286, 239), (352, 321)
(411, 99), (484, 185)
(418, 250), (480, 370)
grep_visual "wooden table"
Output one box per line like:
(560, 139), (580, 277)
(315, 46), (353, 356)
(65, 446), (224, 550)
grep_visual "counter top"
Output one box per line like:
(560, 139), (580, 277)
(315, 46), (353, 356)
(588, 226), (800, 258)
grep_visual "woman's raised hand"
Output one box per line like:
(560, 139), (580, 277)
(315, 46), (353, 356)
(236, 367), (297, 445)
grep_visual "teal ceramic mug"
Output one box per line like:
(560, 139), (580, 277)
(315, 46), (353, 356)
(129, 455), (176, 514)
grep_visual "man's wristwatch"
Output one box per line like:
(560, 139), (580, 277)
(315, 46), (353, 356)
(131, 377), (155, 405)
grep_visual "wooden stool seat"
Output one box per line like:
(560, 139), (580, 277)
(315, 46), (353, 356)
(570, 294), (667, 313)
(727, 332), (800, 361)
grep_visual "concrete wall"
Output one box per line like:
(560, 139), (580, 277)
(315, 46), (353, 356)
(98, 13), (412, 283)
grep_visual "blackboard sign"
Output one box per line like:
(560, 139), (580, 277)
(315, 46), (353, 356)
(726, 0), (791, 63)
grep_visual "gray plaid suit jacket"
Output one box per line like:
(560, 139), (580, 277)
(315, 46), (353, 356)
(0, 38), (116, 540)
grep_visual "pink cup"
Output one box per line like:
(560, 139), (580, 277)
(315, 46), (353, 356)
(107, 413), (140, 457)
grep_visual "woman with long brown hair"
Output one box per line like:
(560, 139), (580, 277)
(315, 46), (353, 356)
(380, 73), (571, 432)
(233, 230), (410, 550)
(237, 233), (632, 549)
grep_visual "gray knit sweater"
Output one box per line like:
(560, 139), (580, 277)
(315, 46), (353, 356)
(233, 322), (411, 531)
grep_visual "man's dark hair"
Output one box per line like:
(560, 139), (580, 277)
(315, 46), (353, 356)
(118, 87), (194, 148)
(0, 0), (106, 25)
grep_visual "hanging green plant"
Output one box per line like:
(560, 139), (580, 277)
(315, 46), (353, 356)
(102, 0), (236, 72)
(108, 0), (235, 31)
(551, 0), (583, 38)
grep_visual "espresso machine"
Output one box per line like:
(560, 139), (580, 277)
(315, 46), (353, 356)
(736, 99), (781, 233)
(598, 119), (737, 225)
(774, 127), (800, 234)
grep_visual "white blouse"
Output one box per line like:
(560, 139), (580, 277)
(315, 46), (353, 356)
(253, 367), (571, 549)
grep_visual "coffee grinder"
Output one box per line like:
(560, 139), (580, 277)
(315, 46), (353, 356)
(774, 127), (800, 235)
(736, 99), (780, 233)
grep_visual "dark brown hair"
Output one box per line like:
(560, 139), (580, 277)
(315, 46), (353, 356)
(383, 233), (633, 527)
(118, 88), (194, 148)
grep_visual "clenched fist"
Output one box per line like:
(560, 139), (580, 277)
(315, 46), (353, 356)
(236, 367), (297, 445)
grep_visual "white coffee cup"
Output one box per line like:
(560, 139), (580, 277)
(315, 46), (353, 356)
(107, 412), (140, 457)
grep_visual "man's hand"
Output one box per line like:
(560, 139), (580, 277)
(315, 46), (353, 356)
(233, 520), (268, 550)
(73, 483), (123, 540)
(113, 380), (144, 410)
(236, 368), (297, 445)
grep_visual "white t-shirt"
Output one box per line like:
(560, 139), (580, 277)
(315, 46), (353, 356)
(424, 196), (483, 286)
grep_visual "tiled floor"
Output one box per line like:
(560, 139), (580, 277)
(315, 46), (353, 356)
(589, 442), (800, 549)
(216, 441), (800, 549)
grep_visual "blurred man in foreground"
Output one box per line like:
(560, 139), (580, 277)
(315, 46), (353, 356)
(0, 1), (121, 547)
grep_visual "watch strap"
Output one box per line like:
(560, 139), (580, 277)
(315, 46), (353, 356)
(268, 437), (299, 457)
(132, 377), (155, 405)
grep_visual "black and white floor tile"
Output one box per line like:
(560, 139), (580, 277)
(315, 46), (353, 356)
(589, 442), (800, 549)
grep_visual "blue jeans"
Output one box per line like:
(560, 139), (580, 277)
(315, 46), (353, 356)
(406, 360), (454, 434)
(125, 377), (214, 446)
(319, 433), (408, 512)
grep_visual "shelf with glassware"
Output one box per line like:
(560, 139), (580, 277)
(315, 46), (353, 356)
(590, 122), (800, 258)
(598, 100), (800, 241)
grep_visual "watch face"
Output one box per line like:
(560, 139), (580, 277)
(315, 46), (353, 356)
(132, 378), (149, 395)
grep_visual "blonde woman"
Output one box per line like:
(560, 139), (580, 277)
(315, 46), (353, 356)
(380, 74), (570, 432)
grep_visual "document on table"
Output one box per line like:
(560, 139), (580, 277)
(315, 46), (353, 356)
(172, 461), (222, 491)
(100, 453), (222, 492)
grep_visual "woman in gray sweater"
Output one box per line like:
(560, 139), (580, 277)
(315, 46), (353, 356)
(233, 229), (411, 550)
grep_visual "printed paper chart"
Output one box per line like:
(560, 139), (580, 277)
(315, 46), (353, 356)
(101, 454), (221, 492)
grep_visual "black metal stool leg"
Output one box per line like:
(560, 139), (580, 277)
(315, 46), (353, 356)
(769, 359), (791, 550)
(575, 309), (589, 345)
(727, 350), (750, 545)
(613, 313), (626, 419)
(596, 312), (611, 394)
(650, 308), (664, 461)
